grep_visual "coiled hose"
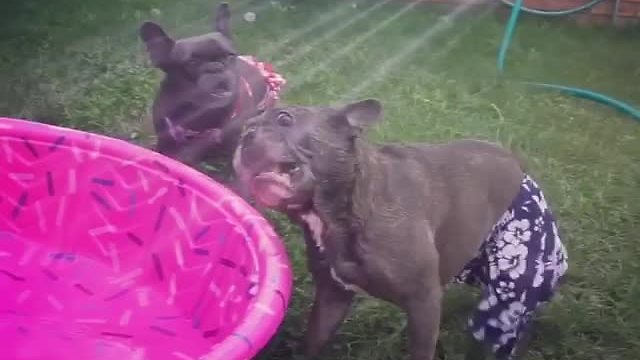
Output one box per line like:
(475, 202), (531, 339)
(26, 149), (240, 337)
(497, 0), (640, 122)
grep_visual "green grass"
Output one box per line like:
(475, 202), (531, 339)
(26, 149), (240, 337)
(2, 0), (639, 359)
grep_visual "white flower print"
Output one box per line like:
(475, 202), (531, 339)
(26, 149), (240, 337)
(487, 318), (500, 328)
(551, 220), (560, 240)
(473, 327), (486, 341)
(487, 240), (505, 281)
(454, 268), (472, 284)
(478, 291), (499, 311)
(489, 259), (499, 281)
(497, 301), (527, 332)
(503, 219), (531, 244)
(498, 331), (518, 349)
(532, 254), (545, 288)
(549, 242), (569, 289)
(497, 243), (529, 280)
(497, 209), (515, 228)
(496, 281), (517, 301)
(532, 192), (549, 214)
(546, 231), (565, 266)
(493, 237), (508, 254)
(557, 243), (569, 268)
(467, 176), (569, 359)
(533, 217), (545, 232)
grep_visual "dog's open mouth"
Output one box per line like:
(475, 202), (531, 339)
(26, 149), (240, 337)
(250, 163), (297, 208)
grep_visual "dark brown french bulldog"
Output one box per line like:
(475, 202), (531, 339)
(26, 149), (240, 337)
(233, 100), (569, 360)
(140, 2), (285, 169)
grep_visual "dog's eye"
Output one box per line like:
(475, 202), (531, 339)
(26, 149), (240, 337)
(276, 112), (293, 127)
(280, 162), (299, 174)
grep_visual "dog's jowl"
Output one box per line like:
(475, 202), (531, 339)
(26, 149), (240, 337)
(233, 100), (568, 360)
(140, 2), (285, 168)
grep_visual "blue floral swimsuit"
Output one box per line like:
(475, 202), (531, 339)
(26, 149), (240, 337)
(454, 175), (569, 359)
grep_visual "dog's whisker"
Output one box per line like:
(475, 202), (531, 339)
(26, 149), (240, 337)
(286, 0), (422, 90)
(341, 1), (493, 101)
(273, 0), (395, 69)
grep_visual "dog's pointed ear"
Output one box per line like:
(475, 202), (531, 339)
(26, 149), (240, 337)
(339, 99), (383, 130)
(139, 21), (170, 43)
(139, 21), (175, 69)
(215, 3), (232, 39)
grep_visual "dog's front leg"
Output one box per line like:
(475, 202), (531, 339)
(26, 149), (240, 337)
(302, 231), (355, 358)
(405, 286), (443, 360)
(304, 277), (355, 358)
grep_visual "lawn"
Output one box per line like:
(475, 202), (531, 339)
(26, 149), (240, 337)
(1, 0), (639, 359)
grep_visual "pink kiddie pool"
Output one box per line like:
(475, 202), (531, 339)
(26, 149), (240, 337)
(0, 117), (292, 360)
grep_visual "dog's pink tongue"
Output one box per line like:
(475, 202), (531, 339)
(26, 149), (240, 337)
(252, 172), (293, 208)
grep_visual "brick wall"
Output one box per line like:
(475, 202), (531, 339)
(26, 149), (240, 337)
(416, 0), (640, 25)
(580, 0), (640, 25)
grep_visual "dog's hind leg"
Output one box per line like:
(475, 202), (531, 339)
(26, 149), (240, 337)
(436, 339), (447, 359)
(463, 334), (489, 360)
(511, 326), (534, 359)
(404, 287), (443, 360)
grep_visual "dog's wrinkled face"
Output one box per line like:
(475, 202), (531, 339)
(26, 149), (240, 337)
(139, 3), (237, 109)
(233, 99), (383, 210)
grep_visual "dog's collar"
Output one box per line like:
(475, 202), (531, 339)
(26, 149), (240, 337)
(237, 55), (286, 111)
(166, 56), (286, 145)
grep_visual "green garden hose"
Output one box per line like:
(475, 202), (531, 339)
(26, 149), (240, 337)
(499, 0), (607, 16)
(497, 0), (640, 122)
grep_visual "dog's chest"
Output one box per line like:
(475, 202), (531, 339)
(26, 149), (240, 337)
(299, 212), (365, 294)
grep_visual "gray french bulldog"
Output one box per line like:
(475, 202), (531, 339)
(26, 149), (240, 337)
(140, 2), (286, 169)
(233, 99), (569, 360)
